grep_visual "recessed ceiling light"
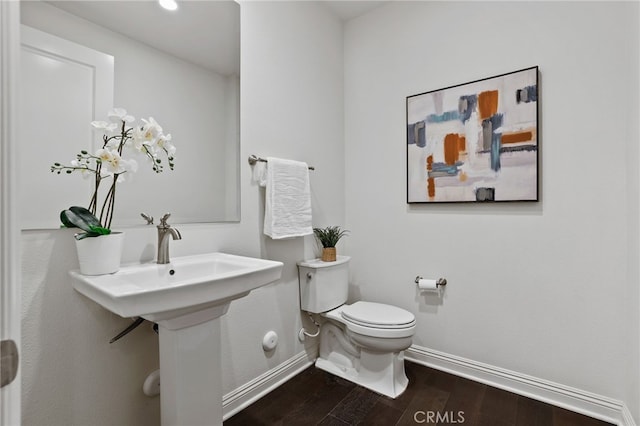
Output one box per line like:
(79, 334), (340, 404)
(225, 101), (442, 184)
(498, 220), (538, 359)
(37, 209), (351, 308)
(159, 0), (178, 11)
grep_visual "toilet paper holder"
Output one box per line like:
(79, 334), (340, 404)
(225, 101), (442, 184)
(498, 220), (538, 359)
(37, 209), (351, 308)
(415, 276), (447, 287)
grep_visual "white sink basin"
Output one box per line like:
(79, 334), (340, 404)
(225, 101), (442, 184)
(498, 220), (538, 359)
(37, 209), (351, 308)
(71, 252), (283, 327)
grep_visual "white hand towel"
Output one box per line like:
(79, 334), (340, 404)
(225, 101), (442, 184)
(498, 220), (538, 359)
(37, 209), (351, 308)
(253, 160), (268, 187)
(263, 157), (312, 239)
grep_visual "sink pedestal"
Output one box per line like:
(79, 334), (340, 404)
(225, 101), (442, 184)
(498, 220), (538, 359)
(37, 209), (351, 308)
(69, 252), (284, 426)
(156, 304), (230, 426)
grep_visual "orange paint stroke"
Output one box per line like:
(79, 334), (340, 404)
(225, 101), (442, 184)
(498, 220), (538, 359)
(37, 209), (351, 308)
(501, 130), (535, 144)
(426, 155), (433, 171)
(478, 90), (499, 119)
(428, 177), (435, 198)
(444, 134), (459, 165)
(426, 155), (435, 198)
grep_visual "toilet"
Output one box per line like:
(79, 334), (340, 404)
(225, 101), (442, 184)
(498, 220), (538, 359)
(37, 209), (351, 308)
(297, 256), (416, 398)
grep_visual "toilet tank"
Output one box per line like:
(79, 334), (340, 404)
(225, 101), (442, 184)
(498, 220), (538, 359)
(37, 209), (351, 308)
(297, 256), (350, 313)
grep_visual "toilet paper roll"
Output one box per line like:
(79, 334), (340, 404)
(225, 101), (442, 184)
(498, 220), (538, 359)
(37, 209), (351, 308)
(417, 278), (439, 291)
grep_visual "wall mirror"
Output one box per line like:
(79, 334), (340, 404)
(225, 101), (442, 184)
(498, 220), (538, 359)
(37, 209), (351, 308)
(19, 0), (240, 229)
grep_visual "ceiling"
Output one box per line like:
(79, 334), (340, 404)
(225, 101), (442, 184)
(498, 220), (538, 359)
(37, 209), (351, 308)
(48, 0), (240, 75)
(323, 1), (388, 21)
(46, 1), (387, 76)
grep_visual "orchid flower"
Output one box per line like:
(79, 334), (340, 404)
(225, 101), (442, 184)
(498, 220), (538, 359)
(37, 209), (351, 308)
(158, 134), (176, 157)
(136, 117), (163, 144)
(90, 120), (118, 133)
(51, 107), (176, 229)
(108, 108), (135, 123)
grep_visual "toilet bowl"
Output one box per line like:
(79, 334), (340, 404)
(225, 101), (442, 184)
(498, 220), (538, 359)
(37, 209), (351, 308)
(297, 256), (416, 398)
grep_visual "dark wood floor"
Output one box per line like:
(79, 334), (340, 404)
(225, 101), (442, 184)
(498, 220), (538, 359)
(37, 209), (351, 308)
(224, 361), (613, 426)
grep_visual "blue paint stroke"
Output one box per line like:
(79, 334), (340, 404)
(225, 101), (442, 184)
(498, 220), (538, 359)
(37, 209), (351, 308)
(428, 161), (463, 178)
(500, 145), (537, 153)
(482, 114), (503, 172)
(407, 121), (426, 147)
(516, 85), (538, 103)
(426, 110), (460, 123)
(458, 95), (477, 123)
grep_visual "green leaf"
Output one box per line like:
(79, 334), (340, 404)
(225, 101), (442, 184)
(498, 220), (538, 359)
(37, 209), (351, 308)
(61, 209), (92, 233)
(88, 224), (111, 236)
(60, 206), (109, 238)
(60, 210), (76, 228)
(69, 206), (103, 228)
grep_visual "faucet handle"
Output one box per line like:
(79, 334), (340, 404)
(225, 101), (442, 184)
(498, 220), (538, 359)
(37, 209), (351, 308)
(159, 213), (172, 227)
(140, 213), (154, 225)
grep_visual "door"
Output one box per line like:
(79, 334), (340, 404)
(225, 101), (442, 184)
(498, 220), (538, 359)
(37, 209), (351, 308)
(0, 2), (21, 425)
(19, 25), (114, 229)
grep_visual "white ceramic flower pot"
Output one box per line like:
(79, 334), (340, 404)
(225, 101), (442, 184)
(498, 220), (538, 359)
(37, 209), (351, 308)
(75, 232), (125, 275)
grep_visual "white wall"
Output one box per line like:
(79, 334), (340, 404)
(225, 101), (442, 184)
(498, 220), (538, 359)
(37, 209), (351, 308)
(344, 0), (639, 421)
(224, 0), (345, 396)
(20, 2), (344, 425)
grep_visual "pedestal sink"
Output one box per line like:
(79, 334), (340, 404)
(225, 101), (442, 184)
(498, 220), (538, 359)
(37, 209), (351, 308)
(70, 252), (283, 426)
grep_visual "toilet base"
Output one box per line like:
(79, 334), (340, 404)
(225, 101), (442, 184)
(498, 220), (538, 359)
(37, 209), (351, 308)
(315, 351), (408, 398)
(316, 336), (409, 399)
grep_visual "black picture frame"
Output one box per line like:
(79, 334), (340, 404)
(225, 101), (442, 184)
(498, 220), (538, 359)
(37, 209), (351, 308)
(406, 66), (539, 203)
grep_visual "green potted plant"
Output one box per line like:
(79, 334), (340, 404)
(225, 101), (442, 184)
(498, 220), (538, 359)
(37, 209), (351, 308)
(60, 206), (122, 275)
(52, 108), (176, 275)
(313, 226), (349, 262)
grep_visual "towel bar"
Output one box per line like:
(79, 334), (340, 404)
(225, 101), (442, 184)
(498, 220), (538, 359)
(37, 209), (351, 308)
(248, 155), (315, 170)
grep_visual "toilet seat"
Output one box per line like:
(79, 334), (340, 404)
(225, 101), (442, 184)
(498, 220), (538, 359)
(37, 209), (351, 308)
(341, 301), (415, 329)
(325, 302), (416, 339)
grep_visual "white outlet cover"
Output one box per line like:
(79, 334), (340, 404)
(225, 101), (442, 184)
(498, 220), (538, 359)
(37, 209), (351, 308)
(262, 330), (278, 351)
(143, 369), (161, 397)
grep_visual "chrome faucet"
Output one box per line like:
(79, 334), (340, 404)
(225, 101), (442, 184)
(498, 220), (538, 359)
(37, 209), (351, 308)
(157, 213), (182, 264)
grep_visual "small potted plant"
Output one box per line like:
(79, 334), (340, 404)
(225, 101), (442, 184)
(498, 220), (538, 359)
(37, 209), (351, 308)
(51, 108), (176, 275)
(313, 226), (349, 262)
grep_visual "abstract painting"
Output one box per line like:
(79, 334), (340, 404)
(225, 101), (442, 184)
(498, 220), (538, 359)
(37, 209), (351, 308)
(407, 66), (538, 203)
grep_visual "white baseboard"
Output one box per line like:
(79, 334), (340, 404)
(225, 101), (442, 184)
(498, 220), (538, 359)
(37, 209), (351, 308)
(622, 405), (637, 426)
(220, 344), (636, 425)
(222, 349), (316, 420)
(405, 345), (635, 426)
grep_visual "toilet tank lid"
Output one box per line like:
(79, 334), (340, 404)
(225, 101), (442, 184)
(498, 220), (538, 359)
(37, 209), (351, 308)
(297, 256), (350, 268)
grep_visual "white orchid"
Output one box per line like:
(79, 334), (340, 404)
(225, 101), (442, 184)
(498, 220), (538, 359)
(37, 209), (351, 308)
(51, 107), (175, 229)
(108, 107), (135, 123)
(95, 148), (127, 177)
(132, 126), (153, 150)
(158, 133), (176, 157)
(134, 117), (163, 146)
(90, 120), (118, 133)
(111, 157), (138, 183)
(95, 148), (114, 164)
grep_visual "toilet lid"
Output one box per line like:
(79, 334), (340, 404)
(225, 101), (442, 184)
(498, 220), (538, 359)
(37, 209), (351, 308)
(341, 301), (415, 329)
